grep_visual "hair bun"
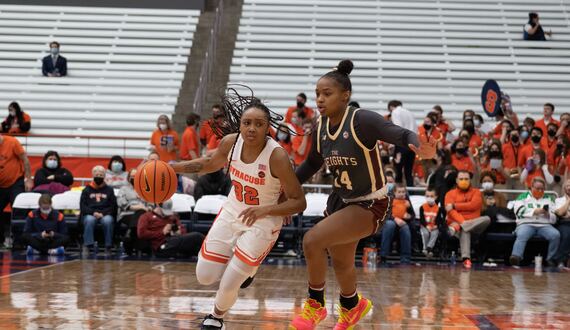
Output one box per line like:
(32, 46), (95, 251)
(336, 59), (353, 75)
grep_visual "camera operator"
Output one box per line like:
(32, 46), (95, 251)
(137, 199), (204, 258)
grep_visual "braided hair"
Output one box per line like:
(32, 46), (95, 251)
(211, 85), (294, 170)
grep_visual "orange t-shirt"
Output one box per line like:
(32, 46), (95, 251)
(150, 129), (179, 162)
(524, 168), (549, 189)
(436, 121), (450, 136)
(0, 135), (25, 187)
(535, 118), (560, 137)
(451, 154), (475, 173)
(421, 203), (439, 230)
(468, 134), (482, 149)
(6, 112), (31, 134)
(206, 134), (222, 151)
(391, 198), (409, 219)
(180, 126), (200, 160)
(284, 106), (315, 124)
(292, 134), (312, 166)
(199, 120), (214, 146)
(502, 142), (522, 170)
(541, 136), (558, 166)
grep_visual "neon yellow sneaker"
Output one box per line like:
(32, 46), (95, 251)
(333, 295), (372, 330)
(289, 298), (327, 330)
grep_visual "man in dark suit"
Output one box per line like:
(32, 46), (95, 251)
(42, 41), (67, 77)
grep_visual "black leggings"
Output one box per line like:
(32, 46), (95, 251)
(21, 233), (68, 254)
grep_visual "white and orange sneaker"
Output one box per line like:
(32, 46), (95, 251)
(289, 298), (327, 330)
(333, 295), (372, 330)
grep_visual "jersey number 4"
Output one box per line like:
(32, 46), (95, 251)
(232, 180), (260, 205)
(333, 169), (353, 190)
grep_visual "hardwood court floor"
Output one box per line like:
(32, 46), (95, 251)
(1, 256), (570, 329)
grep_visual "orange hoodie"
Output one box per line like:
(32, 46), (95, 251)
(444, 186), (482, 225)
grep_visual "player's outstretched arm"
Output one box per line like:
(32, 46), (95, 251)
(171, 134), (236, 175)
(239, 148), (307, 226)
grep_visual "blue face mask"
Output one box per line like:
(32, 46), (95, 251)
(521, 131), (529, 140)
(50, 47), (59, 55)
(111, 162), (123, 173)
(386, 182), (395, 192)
(46, 159), (58, 169)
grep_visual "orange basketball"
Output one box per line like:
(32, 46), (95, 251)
(134, 160), (177, 204)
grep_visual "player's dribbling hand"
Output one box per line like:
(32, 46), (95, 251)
(409, 135), (437, 160)
(239, 207), (270, 227)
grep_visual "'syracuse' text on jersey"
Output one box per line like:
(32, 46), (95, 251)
(224, 134), (282, 216)
(317, 107), (385, 200)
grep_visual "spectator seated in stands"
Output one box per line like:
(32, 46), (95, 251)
(523, 12), (552, 41)
(480, 171), (515, 231)
(520, 149), (553, 189)
(150, 114), (179, 163)
(1, 101), (31, 135)
(284, 92), (315, 124)
(105, 155), (128, 188)
(553, 179), (570, 268)
(445, 170), (491, 269)
(450, 139), (476, 174)
(510, 177), (559, 267)
(33, 150), (73, 195)
(80, 165), (117, 256)
(481, 142), (507, 186)
(193, 169), (231, 200)
(117, 168), (153, 253)
(180, 113), (200, 161)
(137, 199), (204, 258)
(22, 194), (68, 255)
(42, 41), (67, 77)
(419, 188), (441, 258)
(379, 184), (415, 264)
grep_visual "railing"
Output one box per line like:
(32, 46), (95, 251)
(192, 0), (224, 116)
(10, 133), (149, 158)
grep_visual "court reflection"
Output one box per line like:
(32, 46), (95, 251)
(0, 259), (569, 329)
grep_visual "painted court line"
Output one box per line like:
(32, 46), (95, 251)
(0, 259), (79, 279)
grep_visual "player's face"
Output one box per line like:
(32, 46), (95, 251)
(240, 107), (269, 144)
(315, 77), (350, 118)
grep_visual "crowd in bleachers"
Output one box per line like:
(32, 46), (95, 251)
(3, 85), (570, 268)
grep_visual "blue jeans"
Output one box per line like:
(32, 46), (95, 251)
(380, 219), (411, 262)
(511, 224), (560, 261)
(83, 214), (114, 248)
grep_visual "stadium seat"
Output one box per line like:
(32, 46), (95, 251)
(191, 195), (227, 233)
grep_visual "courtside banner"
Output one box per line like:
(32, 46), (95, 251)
(481, 79), (502, 117)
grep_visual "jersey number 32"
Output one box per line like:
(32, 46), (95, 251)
(232, 180), (260, 205)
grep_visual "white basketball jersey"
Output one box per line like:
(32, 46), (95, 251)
(223, 135), (282, 216)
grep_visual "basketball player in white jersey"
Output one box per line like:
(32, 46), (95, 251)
(172, 92), (306, 330)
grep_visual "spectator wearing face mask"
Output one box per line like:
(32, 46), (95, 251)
(22, 194), (68, 255)
(445, 171), (491, 269)
(80, 165), (117, 256)
(419, 188), (441, 257)
(150, 114), (179, 162)
(510, 177), (558, 267)
(284, 93), (315, 124)
(480, 171), (507, 209)
(498, 120), (515, 145)
(542, 122), (559, 166)
(473, 114), (491, 135)
(33, 150), (73, 194)
(42, 41), (67, 77)
(180, 113), (201, 161)
(291, 118), (314, 167)
(451, 139), (476, 174)
(117, 168), (153, 253)
(535, 103), (559, 136)
(556, 112), (570, 141)
(502, 130), (523, 187)
(554, 135), (570, 179)
(104, 155), (128, 188)
(481, 141), (506, 185)
(432, 105), (455, 137)
(519, 124), (531, 146)
(275, 123), (293, 156)
(462, 119), (482, 149)
(1, 101), (31, 135)
(418, 114), (444, 149)
(518, 127), (545, 167)
(520, 149), (553, 188)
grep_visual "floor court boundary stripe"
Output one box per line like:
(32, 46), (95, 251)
(0, 259), (80, 279)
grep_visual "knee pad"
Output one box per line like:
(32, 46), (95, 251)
(196, 258), (225, 286)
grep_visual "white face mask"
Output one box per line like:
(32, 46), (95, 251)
(474, 119), (481, 127)
(111, 162), (123, 173)
(482, 182), (494, 191)
(426, 197), (435, 205)
(159, 123), (168, 131)
(40, 208), (51, 215)
(46, 159), (58, 169)
(277, 132), (288, 141)
(533, 158), (541, 165)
